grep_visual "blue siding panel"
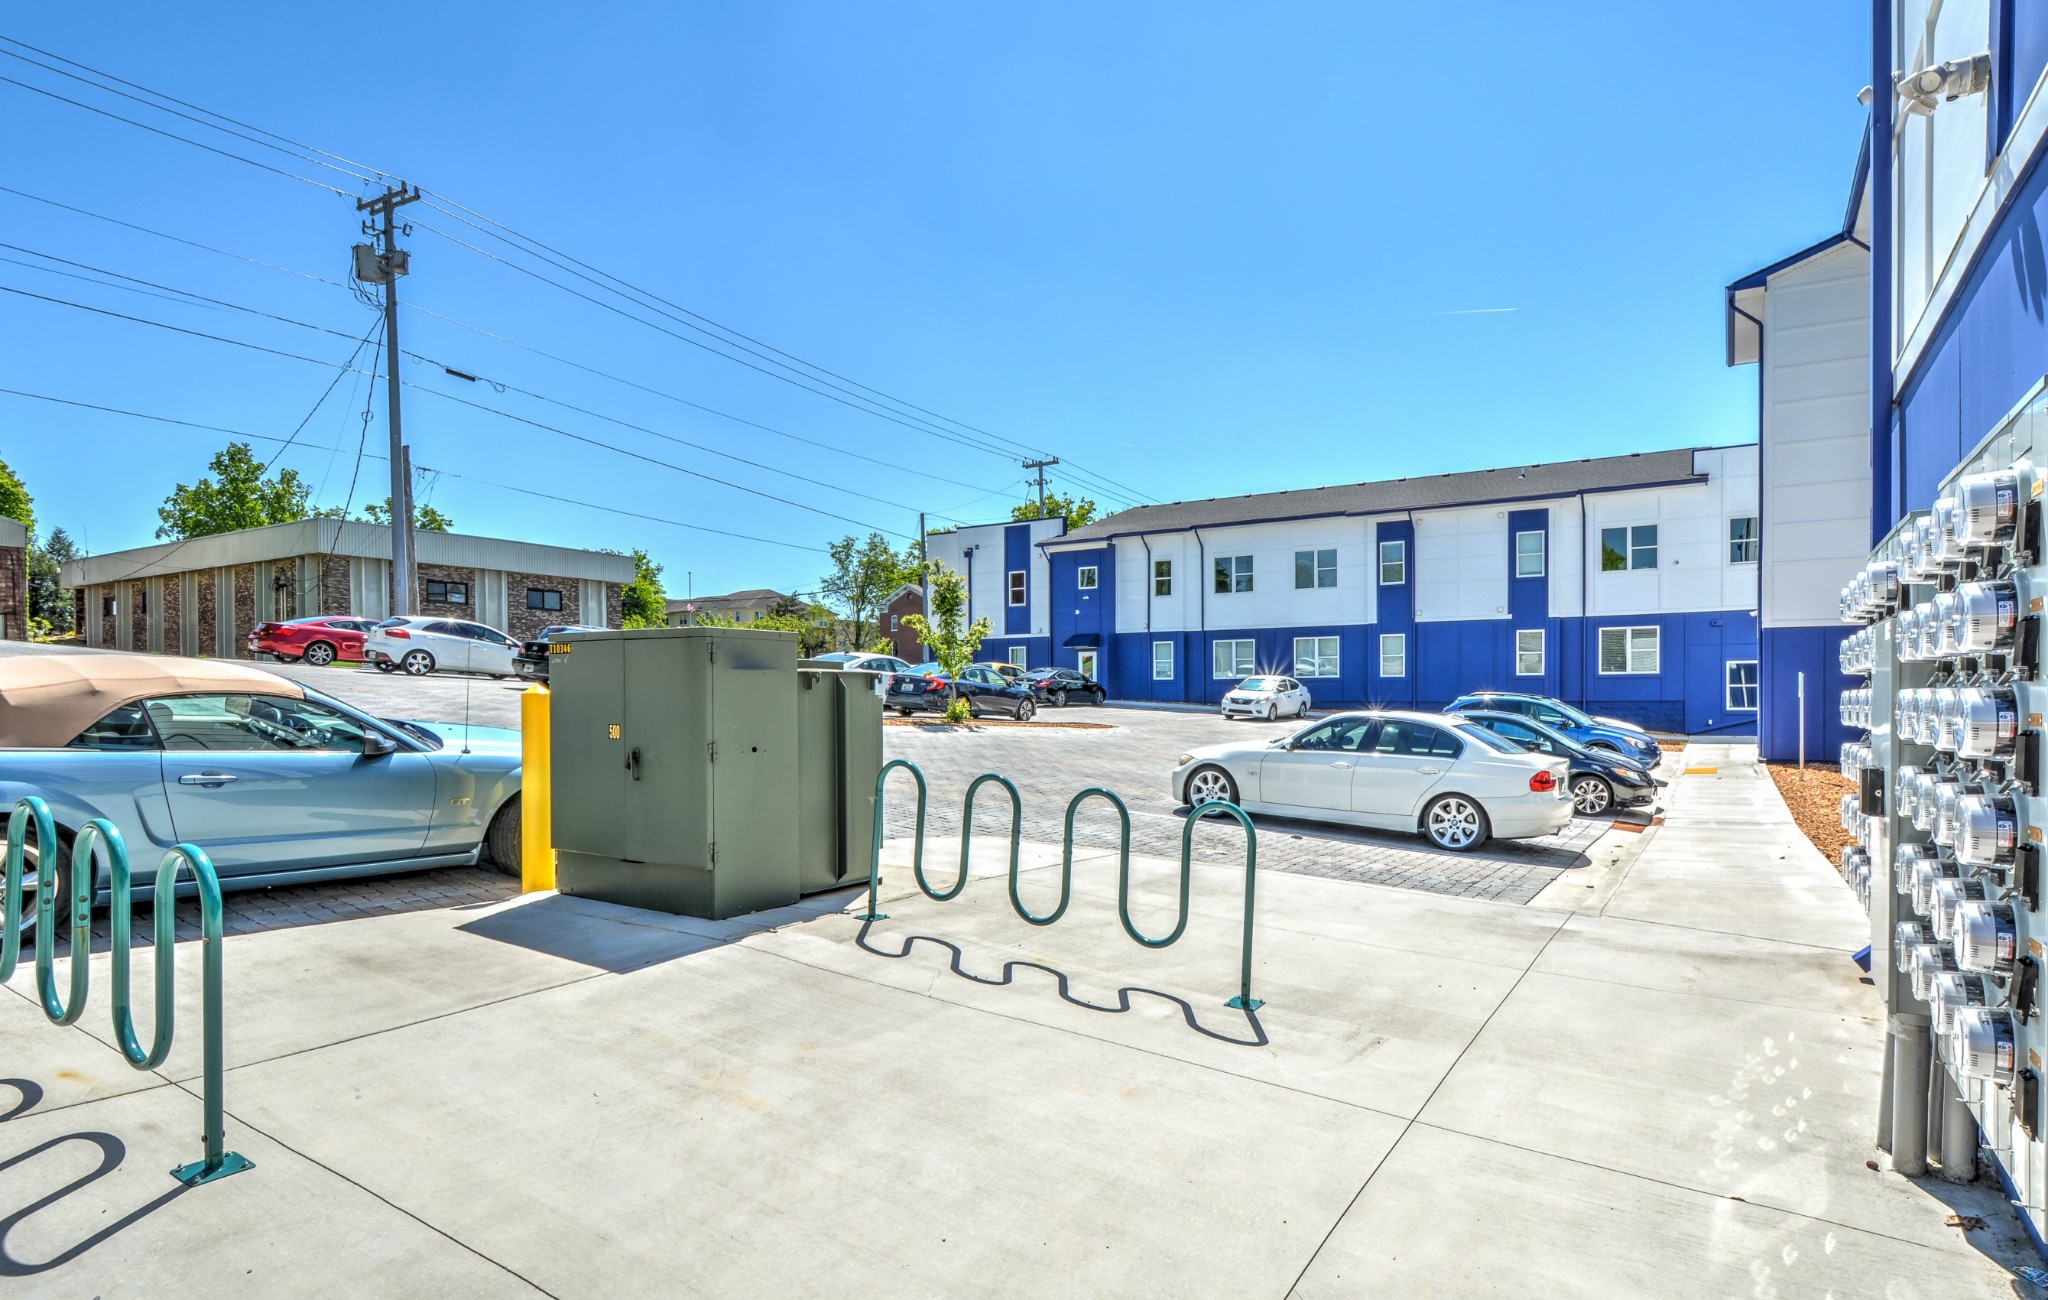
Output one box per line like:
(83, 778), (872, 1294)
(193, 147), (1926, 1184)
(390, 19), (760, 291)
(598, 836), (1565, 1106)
(1003, 524), (1030, 636)
(1759, 625), (1851, 763)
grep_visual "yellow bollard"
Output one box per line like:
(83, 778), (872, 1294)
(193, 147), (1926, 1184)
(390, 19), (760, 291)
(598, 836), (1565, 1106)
(520, 683), (555, 891)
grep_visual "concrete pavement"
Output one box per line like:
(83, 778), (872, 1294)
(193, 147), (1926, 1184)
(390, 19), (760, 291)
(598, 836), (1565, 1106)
(0, 743), (2035, 1296)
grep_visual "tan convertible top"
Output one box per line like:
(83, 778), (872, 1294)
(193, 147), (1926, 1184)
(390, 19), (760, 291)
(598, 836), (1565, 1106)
(0, 653), (304, 749)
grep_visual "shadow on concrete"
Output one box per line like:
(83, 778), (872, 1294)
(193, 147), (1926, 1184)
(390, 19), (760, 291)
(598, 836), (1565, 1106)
(1903, 1168), (2044, 1296)
(0, 1131), (189, 1277)
(0, 1082), (41, 1125)
(1172, 804), (1595, 871)
(855, 921), (1267, 1048)
(456, 895), (727, 973)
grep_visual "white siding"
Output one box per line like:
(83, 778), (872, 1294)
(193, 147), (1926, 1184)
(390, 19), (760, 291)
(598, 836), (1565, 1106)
(1577, 452), (1759, 619)
(1412, 507), (1507, 622)
(925, 518), (1062, 637)
(1759, 240), (1873, 627)
(1102, 517), (1372, 633)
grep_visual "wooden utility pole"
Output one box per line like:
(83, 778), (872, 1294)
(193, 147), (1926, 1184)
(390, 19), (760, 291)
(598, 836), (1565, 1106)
(355, 183), (422, 611)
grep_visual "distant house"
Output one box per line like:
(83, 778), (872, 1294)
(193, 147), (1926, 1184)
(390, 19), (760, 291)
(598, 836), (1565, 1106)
(0, 517), (26, 641)
(881, 583), (923, 660)
(666, 588), (790, 627)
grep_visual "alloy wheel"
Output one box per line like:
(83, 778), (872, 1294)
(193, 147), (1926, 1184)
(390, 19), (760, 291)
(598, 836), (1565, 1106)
(1572, 776), (1613, 816)
(1426, 797), (1482, 850)
(1053, 689), (1068, 707)
(401, 650), (434, 676)
(304, 641), (336, 666)
(1015, 698), (1035, 721)
(1187, 767), (1235, 806)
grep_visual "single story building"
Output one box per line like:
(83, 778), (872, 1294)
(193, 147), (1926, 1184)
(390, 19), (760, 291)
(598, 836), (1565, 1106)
(61, 519), (631, 657)
(0, 517), (25, 641)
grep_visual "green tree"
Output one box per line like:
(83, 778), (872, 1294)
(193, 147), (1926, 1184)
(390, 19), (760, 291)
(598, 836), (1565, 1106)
(353, 497), (455, 532)
(820, 532), (917, 651)
(157, 442), (313, 539)
(620, 548), (667, 628)
(27, 526), (77, 636)
(0, 457), (33, 532)
(902, 563), (990, 723)
(1011, 493), (1098, 529)
(692, 601), (837, 657)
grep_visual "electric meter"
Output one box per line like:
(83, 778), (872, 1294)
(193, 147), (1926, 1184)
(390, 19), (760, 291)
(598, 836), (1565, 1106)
(1930, 498), (1964, 569)
(1865, 560), (1902, 613)
(1896, 918), (1939, 972)
(1910, 943), (1958, 1003)
(1949, 1007), (2017, 1084)
(1910, 772), (1943, 832)
(1932, 590), (1963, 658)
(1895, 841), (1937, 893)
(1896, 766), (1925, 818)
(1930, 970), (1990, 1036)
(1954, 580), (2019, 654)
(1953, 687), (2019, 759)
(1932, 780), (1965, 846)
(1839, 792), (1859, 831)
(1953, 899), (2018, 974)
(1950, 468), (2021, 550)
(1932, 876), (1991, 940)
(1910, 856), (1960, 916)
(1911, 513), (1944, 578)
(1929, 689), (1960, 753)
(1953, 792), (2018, 868)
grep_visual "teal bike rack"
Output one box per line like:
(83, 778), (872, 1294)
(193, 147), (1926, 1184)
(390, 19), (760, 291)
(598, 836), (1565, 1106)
(3, 796), (253, 1186)
(862, 762), (1263, 1012)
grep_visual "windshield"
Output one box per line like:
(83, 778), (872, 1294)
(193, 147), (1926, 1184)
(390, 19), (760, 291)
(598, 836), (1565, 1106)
(1455, 723), (1526, 755)
(910, 662), (944, 676)
(373, 618), (413, 629)
(1238, 678), (1273, 691)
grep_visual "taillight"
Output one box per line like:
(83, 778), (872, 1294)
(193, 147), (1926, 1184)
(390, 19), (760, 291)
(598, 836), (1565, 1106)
(1529, 770), (1557, 793)
(386, 628), (411, 639)
(253, 623), (277, 636)
(925, 679), (947, 693)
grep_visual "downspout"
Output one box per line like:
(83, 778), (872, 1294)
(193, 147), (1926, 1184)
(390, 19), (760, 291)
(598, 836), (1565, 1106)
(1140, 534), (1154, 699)
(1193, 527), (1206, 706)
(1578, 493), (1590, 712)
(1869, 0), (1895, 542)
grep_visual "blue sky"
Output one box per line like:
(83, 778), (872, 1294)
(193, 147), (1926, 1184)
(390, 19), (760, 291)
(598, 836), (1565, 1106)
(0, 2), (1870, 599)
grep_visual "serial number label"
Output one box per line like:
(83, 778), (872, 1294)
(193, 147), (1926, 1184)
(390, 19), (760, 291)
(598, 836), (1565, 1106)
(607, 724), (622, 740)
(550, 643), (573, 655)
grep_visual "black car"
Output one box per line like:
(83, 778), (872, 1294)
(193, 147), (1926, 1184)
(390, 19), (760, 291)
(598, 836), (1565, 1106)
(1455, 709), (1663, 816)
(1022, 667), (1107, 707)
(885, 663), (1038, 720)
(513, 624), (608, 682)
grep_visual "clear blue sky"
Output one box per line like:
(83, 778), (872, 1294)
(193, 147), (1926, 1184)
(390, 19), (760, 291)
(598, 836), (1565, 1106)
(0, 2), (1870, 599)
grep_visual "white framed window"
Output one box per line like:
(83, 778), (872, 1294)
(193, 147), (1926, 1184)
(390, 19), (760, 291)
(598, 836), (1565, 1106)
(890, 614), (899, 631)
(1213, 638), (1256, 678)
(1598, 626), (1661, 675)
(1009, 646), (1029, 669)
(1515, 530), (1545, 578)
(1153, 558), (1172, 596)
(1728, 517), (1759, 564)
(1213, 555), (1253, 593)
(1077, 565), (1098, 590)
(1293, 635), (1339, 677)
(1294, 548), (1337, 589)
(1515, 628), (1544, 676)
(1378, 633), (1406, 678)
(1007, 571), (1027, 605)
(1378, 539), (1406, 584)
(1153, 640), (1174, 680)
(1727, 660), (1759, 710)
(1599, 525), (1658, 571)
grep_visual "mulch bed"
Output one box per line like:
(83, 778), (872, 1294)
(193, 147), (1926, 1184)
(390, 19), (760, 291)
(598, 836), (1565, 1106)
(884, 715), (1114, 730)
(1765, 762), (1855, 869)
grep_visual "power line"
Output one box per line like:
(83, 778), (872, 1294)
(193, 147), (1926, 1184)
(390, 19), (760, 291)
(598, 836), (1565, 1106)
(0, 185), (349, 288)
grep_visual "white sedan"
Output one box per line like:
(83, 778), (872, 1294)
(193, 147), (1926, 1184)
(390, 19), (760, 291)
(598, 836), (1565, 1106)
(364, 616), (522, 677)
(1171, 710), (1573, 852)
(1221, 675), (1311, 721)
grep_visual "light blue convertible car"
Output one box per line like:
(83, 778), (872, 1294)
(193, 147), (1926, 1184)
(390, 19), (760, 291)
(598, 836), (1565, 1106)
(0, 653), (523, 937)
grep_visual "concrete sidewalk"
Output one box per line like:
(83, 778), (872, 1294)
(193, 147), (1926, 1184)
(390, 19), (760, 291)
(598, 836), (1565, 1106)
(1, 744), (2035, 1296)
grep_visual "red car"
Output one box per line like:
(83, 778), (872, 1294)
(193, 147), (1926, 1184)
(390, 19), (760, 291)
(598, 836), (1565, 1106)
(247, 615), (379, 667)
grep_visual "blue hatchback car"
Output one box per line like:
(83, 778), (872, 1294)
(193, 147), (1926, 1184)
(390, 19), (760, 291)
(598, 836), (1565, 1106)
(1443, 691), (1663, 766)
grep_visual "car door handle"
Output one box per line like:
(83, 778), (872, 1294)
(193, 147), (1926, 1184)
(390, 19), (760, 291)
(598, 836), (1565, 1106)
(1414, 766), (1442, 775)
(178, 773), (238, 786)
(1329, 761), (1352, 769)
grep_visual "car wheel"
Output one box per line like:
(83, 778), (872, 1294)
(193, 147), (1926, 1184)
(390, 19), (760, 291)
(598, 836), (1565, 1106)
(302, 640), (337, 667)
(1422, 794), (1489, 852)
(1014, 697), (1035, 721)
(1265, 703), (1277, 722)
(400, 649), (436, 676)
(1184, 764), (1239, 808)
(1052, 688), (1068, 707)
(6, 826), (76, 943)
(485, 795), (522, 877)
(1296, 698), (1309, 718)
(1090, 689), (1104, 706)
(894, 708), (915, 717)
(1571, 775), (1614, 816)
(374, 662), (397, 673)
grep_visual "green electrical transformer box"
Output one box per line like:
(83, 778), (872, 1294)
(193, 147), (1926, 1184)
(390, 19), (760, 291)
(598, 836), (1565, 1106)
(547, 627), (880, 920)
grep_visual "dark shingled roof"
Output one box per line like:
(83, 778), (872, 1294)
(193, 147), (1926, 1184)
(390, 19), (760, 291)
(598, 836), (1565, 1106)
(1054, 446), (1735, 544)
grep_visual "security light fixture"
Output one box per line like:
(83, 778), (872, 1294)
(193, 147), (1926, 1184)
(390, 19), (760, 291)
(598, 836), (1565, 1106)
(1897, 53), (1993, 116)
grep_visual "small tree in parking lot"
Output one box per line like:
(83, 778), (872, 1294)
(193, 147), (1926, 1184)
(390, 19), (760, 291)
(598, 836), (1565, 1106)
(901, 564), (989, 723)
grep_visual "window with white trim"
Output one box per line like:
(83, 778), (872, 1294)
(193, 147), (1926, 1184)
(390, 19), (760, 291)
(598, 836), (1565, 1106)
(1212, 639), (1255, 678)
(1599, 525), (1657, 571)
(1515, 628), (1544, 676)
(1726, 660), (1759, 710)
(1077, 565), (1098, 590)
(1598, 626), (1661, 674)
(1293, 636), (1339, 677)
(1007, 571), (1027, 606)
(1009, 646), (1029, 669)
(1153, 640), (1174, 680)
(1213, 555), (1253, 593)
(1294, 549), (1337, 589)
(1514, 530), (1545, 578)
(1379, 633), (1406, 678)
(1378, 539), (1406, 584)
(1728, 517), (1759, 564)
(1153, 558), (1172, 596)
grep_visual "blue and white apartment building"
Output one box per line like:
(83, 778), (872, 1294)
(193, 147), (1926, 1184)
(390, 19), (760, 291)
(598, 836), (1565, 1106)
(927, 447), (1764, 737)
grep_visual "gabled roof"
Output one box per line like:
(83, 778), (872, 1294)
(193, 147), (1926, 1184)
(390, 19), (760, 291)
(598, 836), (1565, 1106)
(663, 588), (788, 614)
(1049, 447), (1722, 545)
(1724, 121), (1873, 367)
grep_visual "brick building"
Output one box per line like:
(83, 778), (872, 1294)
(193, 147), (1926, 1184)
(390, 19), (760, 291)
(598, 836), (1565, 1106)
(881, 583), (924, 660)
(0, 517), (26, 641)
(62, 519), (631, 657)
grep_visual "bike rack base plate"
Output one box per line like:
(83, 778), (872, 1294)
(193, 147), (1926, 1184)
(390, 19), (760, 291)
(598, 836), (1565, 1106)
(172, 1151), (255, 1186)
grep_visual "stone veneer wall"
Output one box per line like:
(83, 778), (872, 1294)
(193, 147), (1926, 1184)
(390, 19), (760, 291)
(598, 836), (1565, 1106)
(414, 563), (479, 621)
(129, 581), (147, 652)
(98, 585), (116, 648)
(506, 570), (577, 642)
(320, 555), (351, 615)
(195, 570), (218, 657)
(161, 574), (182, 655)
(606, 583), (623, 630)
(231, 565), (255, 658)
(0, 543), (25, 639)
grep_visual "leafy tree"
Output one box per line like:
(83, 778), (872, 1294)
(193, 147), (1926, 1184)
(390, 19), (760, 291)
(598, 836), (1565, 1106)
(157, 442), (313, 539)
(620, 548), (667, 628)
(902, 563), (990, 723)
(691, 602), (837, 657)
(0, 457), (33, 532)
(27, 526), (77, 636)
(820, 532), (918, 651)
(1011, 493), (1098, 529)
(353, 498), (455, 532)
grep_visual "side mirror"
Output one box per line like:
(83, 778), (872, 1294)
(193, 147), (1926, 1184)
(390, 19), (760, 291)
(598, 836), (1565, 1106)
(363, 730), (399, 758)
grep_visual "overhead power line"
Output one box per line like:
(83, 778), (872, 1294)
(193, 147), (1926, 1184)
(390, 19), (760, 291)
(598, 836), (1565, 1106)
(0, 185), (349, 288)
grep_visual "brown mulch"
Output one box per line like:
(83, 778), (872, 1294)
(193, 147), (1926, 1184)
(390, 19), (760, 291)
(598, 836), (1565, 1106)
(1765, 762), (1856, 869)
(883, 715), (1114, 730)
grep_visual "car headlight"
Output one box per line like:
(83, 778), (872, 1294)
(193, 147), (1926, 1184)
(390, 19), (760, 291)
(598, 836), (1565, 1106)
(1177, 754), (1193, 768)
(1612, 768), (1648, 787)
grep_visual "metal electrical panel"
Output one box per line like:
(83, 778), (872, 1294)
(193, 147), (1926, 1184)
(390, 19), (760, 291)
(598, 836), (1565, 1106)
(795, 661), (883, 895)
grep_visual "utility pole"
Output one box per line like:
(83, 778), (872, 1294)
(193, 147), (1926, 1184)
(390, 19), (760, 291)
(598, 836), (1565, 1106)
(1022, 458), (1060, 514)
(355, 183), (422, 612)
(918, 511), (929, 617)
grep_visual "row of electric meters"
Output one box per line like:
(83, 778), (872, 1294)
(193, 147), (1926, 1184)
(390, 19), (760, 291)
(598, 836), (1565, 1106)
(1836, 446), (2043, 1225)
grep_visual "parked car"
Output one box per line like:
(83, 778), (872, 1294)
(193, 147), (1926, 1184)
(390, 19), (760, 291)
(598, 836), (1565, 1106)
(1022, 666), (1107, 707)
(364, 617), (522, 678)
(972, 661), (1028, 683)
(1454, 709), (1663, 816)
(247, 615), (380, 667)
(514, 624), (608, 682)
(1443, 692), (1663, 765)
(0, 653), (524, 936)
(885, 663), (1038, 720)
(1172, 711), (1570, 851)
(811, 652), (916, 678)
(1221, 676), (1311, 721)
